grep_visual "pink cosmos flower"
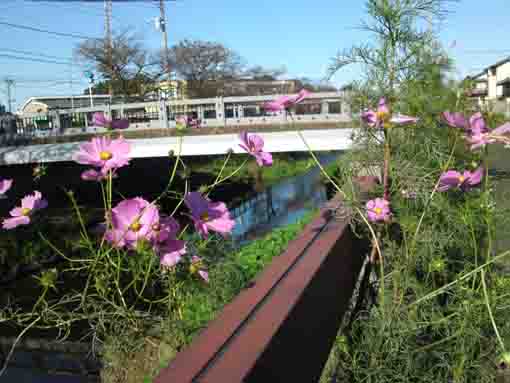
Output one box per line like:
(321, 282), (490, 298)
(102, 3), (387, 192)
(438, 167), (484, 192)
(176, 115), (201, 129)
(158, 239), (187, 269)
(263, 89), (310, 112)
(468, 112), (489, 135)
(442, 112), (469, 131)
(466, 122), (510, 150)
(104, 198), (159, 249)
(184, 192), (235, 238)
(362, 98), (418, 129)
(93, 112), (129, 130)
(150, 215), (187, 269)
(2, 191), (48, 229)
(190, 255), (209, 283)
(442, 111), (489, 136)
(73, 136), (131, 173)
(0, 178), (13, 195)
(239, 131), (273, 167)
(151, 215), (180, 244)
(366, 198), (391, 223)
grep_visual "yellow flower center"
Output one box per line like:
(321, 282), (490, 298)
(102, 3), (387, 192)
(374, 207), (382, 215)
(376, 111), (390, 122)
(200, 212), (209, 221)
(190, 259), (203, 275)
(129, 221), (142, 232)
(458, 175), (465, 183)
(21, 207), (31, 216)
(99, 151), (113, 161)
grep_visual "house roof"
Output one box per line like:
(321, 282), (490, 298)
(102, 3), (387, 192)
(489, 56), (510, 70)
(467, 56), (510, 81)
(468, 71), (487, 80)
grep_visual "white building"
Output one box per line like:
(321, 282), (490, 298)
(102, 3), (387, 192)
(468, 57), (510, 101)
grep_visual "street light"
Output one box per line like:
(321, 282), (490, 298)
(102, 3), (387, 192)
(84, 70), (95, 107)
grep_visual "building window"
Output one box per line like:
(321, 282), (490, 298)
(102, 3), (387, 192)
(329, 102), (342, 114)
(295, 103), (321, 115)
(243, 106), (262, 117)
(204, 110), (216, 119)
(225, 108), (235, 118)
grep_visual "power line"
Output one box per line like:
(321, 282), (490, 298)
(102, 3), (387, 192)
(15, 81), (83, 89)
(14, 78), (82, 84)
(0, 53), (87, 66)
(34, 0), (120, 21)
(0, 20), (101, 40)
(0, 47), (74, 61)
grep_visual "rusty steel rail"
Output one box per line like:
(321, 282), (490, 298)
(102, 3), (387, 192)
(155, 193), (368, 383)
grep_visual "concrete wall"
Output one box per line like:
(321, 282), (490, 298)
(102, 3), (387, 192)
(0, 337), (100, 383)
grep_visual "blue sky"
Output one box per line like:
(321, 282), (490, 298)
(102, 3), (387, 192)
(0, 0), (509, 110)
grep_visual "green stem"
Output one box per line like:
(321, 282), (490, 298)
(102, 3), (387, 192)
(411, 250), (510, 306)
(288, 111), (345, 197)
(204, 159), (249, 195)
(153, 136), (183, 205)
(481, 269), (506, 352)
(32, 287), (48, 314)
(136, 254), (155, 299)
(382, 128), (391, 201)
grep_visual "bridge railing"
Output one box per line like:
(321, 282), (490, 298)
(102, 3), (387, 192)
(23, 91), (349, 124)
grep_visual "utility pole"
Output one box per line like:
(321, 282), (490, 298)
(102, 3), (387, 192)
(4, 78), (15, 114)
(159, 0), (170, 80)
(104, 0), (113, 97)
(158, 0), (170, 128)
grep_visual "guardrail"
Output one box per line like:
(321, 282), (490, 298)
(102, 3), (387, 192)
(154, 187), (371, 383)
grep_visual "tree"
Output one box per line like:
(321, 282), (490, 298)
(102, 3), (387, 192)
(75, 30), (160, 97)
(296, 77), (338, 92)
(328, 0), (456, 97)
(243, 65), (287, 81)
(166, 39), (244, 98)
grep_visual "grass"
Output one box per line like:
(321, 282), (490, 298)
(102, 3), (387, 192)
(190, 152), (322, 188)
(101, 209), (318, 383)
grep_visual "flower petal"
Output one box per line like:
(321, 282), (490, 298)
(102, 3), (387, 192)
(2, 216), (30, 229)
(0, 178), (13, 195)
(390, 115), (419, 126)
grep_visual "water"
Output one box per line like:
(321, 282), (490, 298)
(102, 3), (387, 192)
(231, 152), (339, 243)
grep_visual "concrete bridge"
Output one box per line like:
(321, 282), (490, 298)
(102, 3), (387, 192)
(0, 128), (355, 166)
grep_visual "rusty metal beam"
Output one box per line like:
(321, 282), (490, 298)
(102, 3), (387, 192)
(155, 194), (367, 383)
